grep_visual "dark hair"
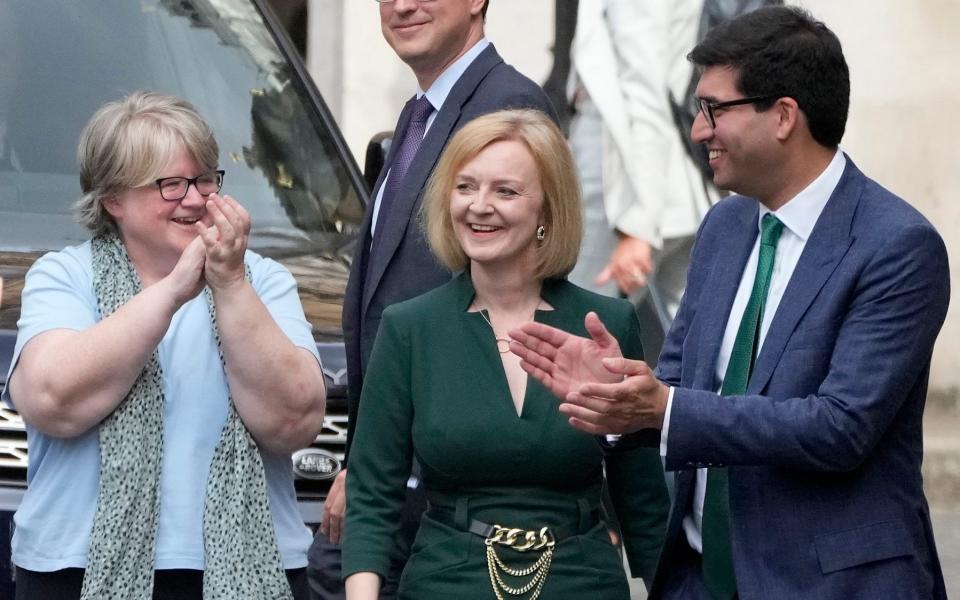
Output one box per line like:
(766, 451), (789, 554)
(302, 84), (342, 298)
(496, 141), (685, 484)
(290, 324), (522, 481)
(688, 6), (849, 148)
(481, 0), (489, 20)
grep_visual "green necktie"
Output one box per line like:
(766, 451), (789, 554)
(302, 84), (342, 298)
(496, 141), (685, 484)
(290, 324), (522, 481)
(702, 214), (784, 600)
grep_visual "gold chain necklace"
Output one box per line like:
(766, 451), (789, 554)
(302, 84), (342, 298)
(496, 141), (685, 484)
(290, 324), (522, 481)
(475, 300), (540, 354)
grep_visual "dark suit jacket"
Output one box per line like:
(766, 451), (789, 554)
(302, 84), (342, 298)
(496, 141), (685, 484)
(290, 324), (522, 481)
(649, 157), (949, 599)
(342, 44), (556, 457)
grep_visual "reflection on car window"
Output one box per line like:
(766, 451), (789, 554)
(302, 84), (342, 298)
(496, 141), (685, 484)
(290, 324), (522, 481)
(0, 0), (363, 341)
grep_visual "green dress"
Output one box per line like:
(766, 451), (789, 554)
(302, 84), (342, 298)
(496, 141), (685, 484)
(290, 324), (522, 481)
(343, 273), (668, 599)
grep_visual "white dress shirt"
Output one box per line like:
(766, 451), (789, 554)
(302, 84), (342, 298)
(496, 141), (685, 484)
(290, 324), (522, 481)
(660, 149), (847, 552)
(369, 38), (491, 236)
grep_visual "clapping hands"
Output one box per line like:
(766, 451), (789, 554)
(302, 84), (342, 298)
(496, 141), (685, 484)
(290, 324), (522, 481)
(508, 312), (623, 399)
(509, 312), (669, 435)
(196, 193), (250, 290)
(163, 194), (250, 307)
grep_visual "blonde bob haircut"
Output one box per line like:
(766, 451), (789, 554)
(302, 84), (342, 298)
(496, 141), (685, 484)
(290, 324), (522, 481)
(422, 109), (582, 280)
(75, 91), (219, 236)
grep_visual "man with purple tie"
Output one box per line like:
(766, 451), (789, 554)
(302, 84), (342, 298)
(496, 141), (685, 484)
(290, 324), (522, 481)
(307, 2), (555, 598)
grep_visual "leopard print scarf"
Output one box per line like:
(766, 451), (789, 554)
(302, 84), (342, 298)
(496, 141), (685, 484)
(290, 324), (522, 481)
(82, 233), (293, 600)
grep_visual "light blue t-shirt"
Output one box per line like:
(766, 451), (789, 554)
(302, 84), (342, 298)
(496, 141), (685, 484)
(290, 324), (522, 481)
(1, 241), (320, 571)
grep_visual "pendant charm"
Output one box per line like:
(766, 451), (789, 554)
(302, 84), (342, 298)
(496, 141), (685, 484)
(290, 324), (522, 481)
(495, 338), (511, 354)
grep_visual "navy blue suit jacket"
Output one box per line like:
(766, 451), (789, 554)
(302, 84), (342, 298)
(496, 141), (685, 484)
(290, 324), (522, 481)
(650, 157), (949, 599)
(342, 44), (556, 457)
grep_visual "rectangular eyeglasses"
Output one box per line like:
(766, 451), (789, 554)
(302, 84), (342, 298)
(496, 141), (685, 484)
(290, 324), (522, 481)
(697, 95), (780, 129)
(155, 170), (225, 201)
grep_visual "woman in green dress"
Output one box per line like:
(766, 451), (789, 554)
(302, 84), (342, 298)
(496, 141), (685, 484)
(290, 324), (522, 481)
(343, 109), (668, 600)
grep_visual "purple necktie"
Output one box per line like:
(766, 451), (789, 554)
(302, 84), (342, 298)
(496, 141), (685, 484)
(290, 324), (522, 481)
(373, 95), (434, 239)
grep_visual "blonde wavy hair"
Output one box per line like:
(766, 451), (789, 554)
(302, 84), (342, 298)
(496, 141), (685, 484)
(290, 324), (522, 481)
(422, 109), (582, 279)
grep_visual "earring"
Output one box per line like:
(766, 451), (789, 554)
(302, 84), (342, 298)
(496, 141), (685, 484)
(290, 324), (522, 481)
(536, 225), (546, 241)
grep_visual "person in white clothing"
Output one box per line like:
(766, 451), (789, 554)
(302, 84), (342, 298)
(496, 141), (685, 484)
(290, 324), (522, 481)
(567, 0), (718, 318)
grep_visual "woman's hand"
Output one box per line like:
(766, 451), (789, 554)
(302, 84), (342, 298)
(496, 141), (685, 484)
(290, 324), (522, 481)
(196, 193), (327, 453)
(196, 193), (250, 291)
(162, 235), (206, 307)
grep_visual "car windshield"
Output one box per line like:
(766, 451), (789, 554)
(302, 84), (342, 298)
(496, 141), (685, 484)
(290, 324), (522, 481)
(0, 0), (363, 341)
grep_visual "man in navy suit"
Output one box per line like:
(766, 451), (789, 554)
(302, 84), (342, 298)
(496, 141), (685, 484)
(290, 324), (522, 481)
(307, 1), (555, 598)
(511, 6), (948, 599)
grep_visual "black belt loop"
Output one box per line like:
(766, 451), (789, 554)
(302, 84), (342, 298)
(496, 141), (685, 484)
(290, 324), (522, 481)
(454, 495), (469, 531)
(577, 497), (591, 532)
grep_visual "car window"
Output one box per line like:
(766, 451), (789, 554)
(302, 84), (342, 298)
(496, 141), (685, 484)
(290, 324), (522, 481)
(0, 0), (363, 341)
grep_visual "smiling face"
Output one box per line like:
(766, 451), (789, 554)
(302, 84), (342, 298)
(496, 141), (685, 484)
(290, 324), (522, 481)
(692, 66), (782, 200)
(104, 146), (214, 277)
(379, 0), (484, 87)
(450, 139), (544, 275)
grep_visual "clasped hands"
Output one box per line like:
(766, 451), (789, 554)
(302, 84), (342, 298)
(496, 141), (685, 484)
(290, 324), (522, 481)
(167, 193), (250, 305)
(508, 312), (669, 435)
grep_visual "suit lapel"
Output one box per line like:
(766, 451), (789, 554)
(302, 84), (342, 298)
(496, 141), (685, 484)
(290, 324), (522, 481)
(748, 160), (862, 394)
(692, 204), (758, 390)
(361, 46), (505, 317)
(353, 95), (417, 310)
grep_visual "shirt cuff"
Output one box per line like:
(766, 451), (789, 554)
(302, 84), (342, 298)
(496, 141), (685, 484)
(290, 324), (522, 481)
(659, 386), (675, 457)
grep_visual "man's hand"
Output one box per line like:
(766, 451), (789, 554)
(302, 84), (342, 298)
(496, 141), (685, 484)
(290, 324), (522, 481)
(509, 312), (623, 400)
(319, 469), (347, 544)
(509, 313), (669, 435)
(562, 357), (669, 434)
(596, 235), (654, 294)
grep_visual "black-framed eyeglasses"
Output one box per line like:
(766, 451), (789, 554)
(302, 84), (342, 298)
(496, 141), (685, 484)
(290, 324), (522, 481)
(155, 170), (225, 201)
(696, 95), (781, 129)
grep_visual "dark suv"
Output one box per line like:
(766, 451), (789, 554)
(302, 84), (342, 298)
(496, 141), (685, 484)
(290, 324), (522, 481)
(0, 0), (366, 590)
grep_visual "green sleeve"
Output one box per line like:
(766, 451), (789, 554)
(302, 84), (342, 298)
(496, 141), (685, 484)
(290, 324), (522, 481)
(341, 307), (414, 579)
(605, 304), (670, 583)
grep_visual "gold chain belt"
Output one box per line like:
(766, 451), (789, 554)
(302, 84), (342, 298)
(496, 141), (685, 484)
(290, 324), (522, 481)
(484, 525), (556, 600)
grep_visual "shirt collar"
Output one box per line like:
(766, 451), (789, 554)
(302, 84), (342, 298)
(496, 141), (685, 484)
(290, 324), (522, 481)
(761, 149), (846, 242)
(418, 38), (490, 110)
